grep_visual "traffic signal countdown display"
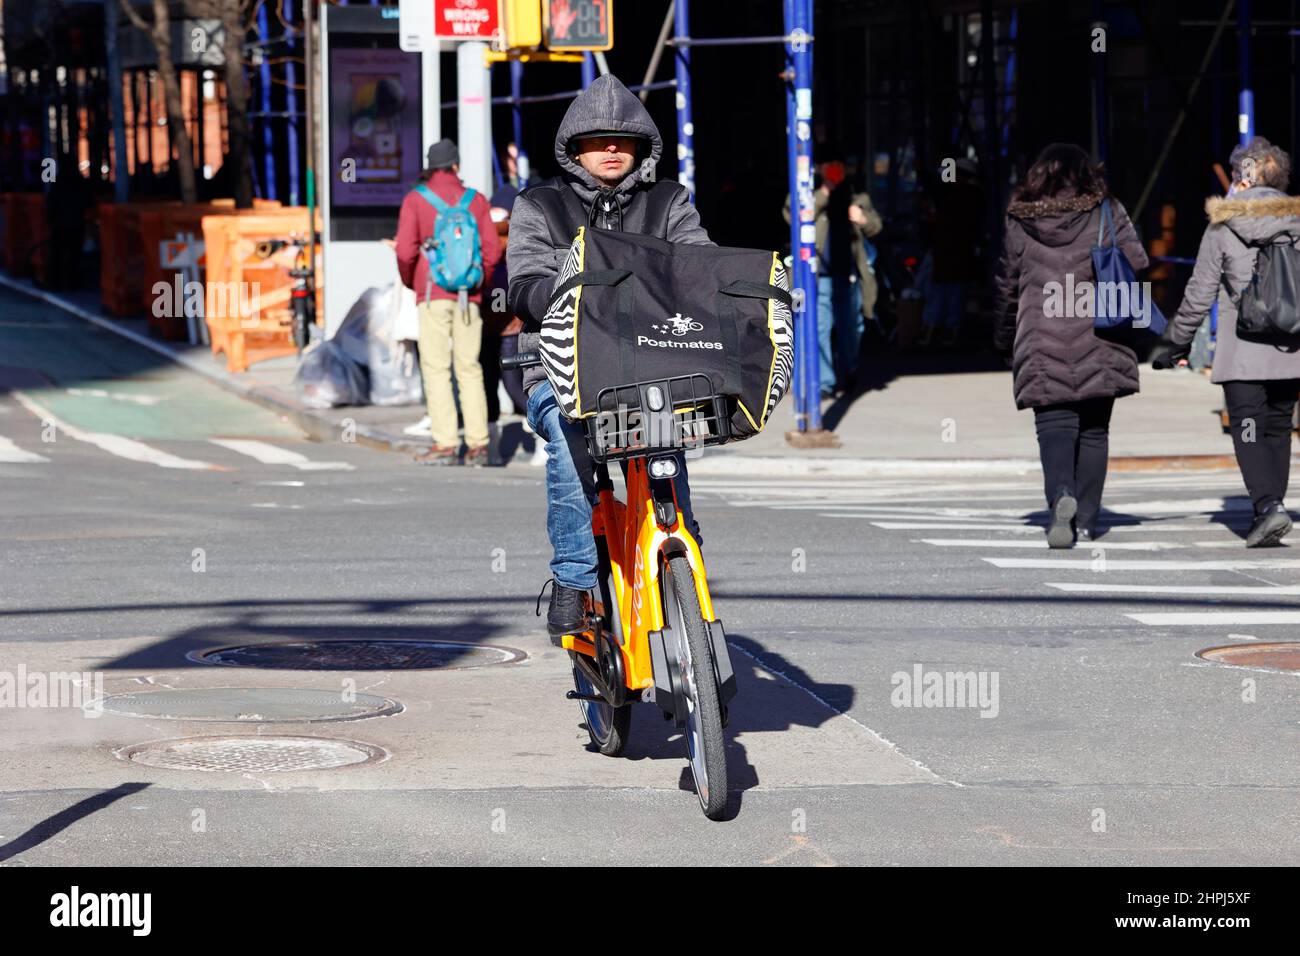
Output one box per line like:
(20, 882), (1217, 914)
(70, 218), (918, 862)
(502, 0), (613, 52)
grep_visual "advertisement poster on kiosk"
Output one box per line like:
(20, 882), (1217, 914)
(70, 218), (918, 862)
(328, 47), (422, 207)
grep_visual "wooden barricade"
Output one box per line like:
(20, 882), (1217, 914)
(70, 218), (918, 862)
(200, 208), (322, 372)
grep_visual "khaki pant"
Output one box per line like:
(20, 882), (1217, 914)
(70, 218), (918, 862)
(417, 298), (489, 449)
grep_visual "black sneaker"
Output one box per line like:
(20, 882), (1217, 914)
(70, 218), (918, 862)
(1246, 504), (1292, 548)
(1047, 494), (1077, 549)
(537, 580), (591, 646)
(1077, 526), (1096, 543)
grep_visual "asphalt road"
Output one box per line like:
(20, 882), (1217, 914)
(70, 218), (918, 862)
(1, 289), (1297, 865)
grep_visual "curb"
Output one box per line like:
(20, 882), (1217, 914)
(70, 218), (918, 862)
(3, 274), (1251, 477)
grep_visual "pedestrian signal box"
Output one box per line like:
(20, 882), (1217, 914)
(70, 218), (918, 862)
(543, 0), (614, 52)
(501, 0), (543, 48)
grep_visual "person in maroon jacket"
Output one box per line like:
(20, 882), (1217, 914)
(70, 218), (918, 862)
(396, 139), (502, 466)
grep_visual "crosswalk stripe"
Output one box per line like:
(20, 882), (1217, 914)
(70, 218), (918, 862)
(873, 521), (1042, 531)
(1125, 611), (1300, 625)
(921, 537), (1185, 551)
(985, 556), (1300, 570)
(1046, 582), (1300, 595)
(208, 439), (354, 471)
(0, 434), (49, 463)
(12, 391), (214, 470)
(873, 521), (1246, 533)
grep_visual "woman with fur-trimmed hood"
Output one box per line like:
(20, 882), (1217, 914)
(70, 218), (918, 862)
(994, 143), (1148, 548)
(1153, 137), (1300, 548)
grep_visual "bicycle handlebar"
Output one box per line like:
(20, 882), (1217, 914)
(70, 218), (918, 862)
(501, 350), (541, 371)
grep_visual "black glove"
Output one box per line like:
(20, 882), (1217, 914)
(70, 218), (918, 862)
(1151, 342), (1190, 370)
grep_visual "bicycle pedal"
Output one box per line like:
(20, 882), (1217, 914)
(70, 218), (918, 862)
(560, 631), (597, 653)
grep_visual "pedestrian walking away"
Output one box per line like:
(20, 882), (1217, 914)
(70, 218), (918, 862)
(1153, 136), (1300, 548)
(506, 73), (712, 640)
(994, 143), (1148, 548)
(782, 163), (883, 395)
(396, 138), (502, 467)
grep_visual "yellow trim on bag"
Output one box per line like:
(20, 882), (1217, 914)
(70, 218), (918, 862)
(572, 227), (587, 417)
(758, 250), (781, 429)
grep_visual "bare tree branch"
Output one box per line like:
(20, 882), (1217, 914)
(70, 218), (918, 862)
(117, 0), (153, 34)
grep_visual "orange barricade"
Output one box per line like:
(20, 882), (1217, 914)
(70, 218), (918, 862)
(98, 198), (283, 322)
(3, 193), (48, 279)
(200, 208), (322, 372)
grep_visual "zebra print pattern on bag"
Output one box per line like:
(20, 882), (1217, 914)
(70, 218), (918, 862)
(764, 256), (795, 423)
(539, 229), (585, 417)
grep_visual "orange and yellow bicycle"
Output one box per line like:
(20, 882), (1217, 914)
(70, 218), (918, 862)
(507, 355), (738, 820)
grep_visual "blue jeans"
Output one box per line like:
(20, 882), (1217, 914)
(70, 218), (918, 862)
(526, 379), (701, 590)
(817, 274), (863, 394)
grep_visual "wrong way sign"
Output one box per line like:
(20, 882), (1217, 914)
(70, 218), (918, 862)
(433, 0), (499, 40)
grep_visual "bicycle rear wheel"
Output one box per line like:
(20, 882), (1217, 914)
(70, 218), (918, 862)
(662, 554), (728, 820)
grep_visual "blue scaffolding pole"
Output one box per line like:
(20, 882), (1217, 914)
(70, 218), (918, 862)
(286, 0), (301, 205)
(511, 59), (525, 148)
(673, 1), (696, 196)
(785, 0), (821, 433)
(257, 4), (276, 200)
(1238, 0), (1254, 144)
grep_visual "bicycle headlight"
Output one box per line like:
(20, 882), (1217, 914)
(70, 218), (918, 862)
(645, 385), (666, 411)
(648, 456), (678, 479)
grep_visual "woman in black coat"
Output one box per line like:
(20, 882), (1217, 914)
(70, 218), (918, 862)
(994, 144), (1148, 547)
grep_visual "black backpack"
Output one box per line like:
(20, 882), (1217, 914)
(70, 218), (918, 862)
(1234, 237), (1300, 337)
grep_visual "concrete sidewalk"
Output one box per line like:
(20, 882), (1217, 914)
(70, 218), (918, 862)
(1, 273), (1240, 475)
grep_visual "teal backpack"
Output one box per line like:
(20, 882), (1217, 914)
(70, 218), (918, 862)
(414, 184), (484, 295)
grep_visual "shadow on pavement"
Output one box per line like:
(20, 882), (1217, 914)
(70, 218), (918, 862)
(573, 630), (855, 818)
(0, 782), (151, 863)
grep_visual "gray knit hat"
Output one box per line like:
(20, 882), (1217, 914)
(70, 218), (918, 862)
(426, 138), (459, 170)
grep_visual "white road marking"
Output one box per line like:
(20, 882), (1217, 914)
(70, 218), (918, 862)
(209, 439), (354, 471)
(1045, 582), (1300, 595)
(986, 557), (1300, 570)
(0, 435), (49, 463)
(920, 538), (1184, 551)
(1126, 610), (1300, 625)
(12, 392), (214, 470)
(873, 522), (1042, 531)
(65, 387), (165, 406)
(874, 521), (1245, 533)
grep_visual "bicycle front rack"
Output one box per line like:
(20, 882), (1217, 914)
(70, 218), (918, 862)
(584, 373), (732, 464)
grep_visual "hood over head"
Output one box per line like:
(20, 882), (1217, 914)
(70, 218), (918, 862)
(1206, 186), (1300, 244)
(1005, 190), (1105, 248)
(554, 74), (663, 199)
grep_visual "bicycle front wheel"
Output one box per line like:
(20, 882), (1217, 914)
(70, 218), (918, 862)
(662, 554), (728, 820)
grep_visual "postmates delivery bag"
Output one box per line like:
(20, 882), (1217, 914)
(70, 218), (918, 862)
(536, 227), (794, 439)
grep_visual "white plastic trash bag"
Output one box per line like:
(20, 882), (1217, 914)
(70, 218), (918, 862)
(295, 340), (369, 409)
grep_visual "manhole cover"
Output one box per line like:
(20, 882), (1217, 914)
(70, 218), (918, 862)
(1197, 642), (1300, 672)
(119, 735), (385, 772)
(101, 688), (403, 723)
(191, 639), (524, 670)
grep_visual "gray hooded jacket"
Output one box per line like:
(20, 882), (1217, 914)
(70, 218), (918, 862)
(506, 74), (712, 393)
(1169, 186), (1300, 382)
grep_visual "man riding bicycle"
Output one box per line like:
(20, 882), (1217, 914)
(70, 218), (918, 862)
(506, 74), (714, 642)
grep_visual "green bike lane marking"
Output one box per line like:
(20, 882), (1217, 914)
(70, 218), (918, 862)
(0, 290), (301, 441)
